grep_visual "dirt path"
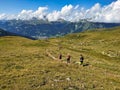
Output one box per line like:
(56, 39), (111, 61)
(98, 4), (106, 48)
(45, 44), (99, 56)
(45, 49), (59, 60)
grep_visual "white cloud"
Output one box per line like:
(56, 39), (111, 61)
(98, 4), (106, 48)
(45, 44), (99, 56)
(0, 0), (120, 22)
(74, 5), (79, 9)
(61, 4), (73, 15)
(100, 0), (120, 23)
(89, 0), (120, 22)
(47, 11), (61, 21)
(17, 10), (33, 20)
(46, 4), (75, 21)
(0, 13), (6, 20)
(33, 7), (48, 19)
(16, 7), (48, 20)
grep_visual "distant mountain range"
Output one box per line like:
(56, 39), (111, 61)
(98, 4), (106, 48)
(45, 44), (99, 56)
(0, 28), (36, 39)
(0, 19), (120, 39)
(0, 28), (15, 36)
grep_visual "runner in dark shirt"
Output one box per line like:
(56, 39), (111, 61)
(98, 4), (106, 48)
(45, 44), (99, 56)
(80, 54), (84, 65)
(67, 54), (71, 63)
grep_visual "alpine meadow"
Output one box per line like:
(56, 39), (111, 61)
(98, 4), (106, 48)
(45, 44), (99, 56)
(0, 27), (120, 90)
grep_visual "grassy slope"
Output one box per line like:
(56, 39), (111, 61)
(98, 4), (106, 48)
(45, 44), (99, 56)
(0, 27), (120, 90)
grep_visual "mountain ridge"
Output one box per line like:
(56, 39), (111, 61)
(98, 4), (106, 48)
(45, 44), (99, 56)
(0, 28), (36, 40)
(0, 19), (120, 39)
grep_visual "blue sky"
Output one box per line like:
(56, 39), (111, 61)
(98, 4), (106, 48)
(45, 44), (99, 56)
(0, 0), (117, 14)
(0, 0), (120, 22)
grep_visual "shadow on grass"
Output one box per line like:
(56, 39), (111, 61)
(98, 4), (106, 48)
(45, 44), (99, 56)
(83, 63), (90, 67)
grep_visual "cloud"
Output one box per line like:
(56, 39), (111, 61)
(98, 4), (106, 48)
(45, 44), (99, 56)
(17, 10), (33, 20)
(47, 4), (75, 21)
(61, 4), (73, 15)
(16, 7), (48, 20)
(33, 7), (48, 19)
(100, 0), (120, 23)
(0, 0), (120, 23)
(47, 11), (61, 21)
(0, 13), (6, 20)
(90, 0), (120, 23)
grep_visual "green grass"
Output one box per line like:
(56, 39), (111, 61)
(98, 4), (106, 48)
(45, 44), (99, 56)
(0, 27), (120, 90)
